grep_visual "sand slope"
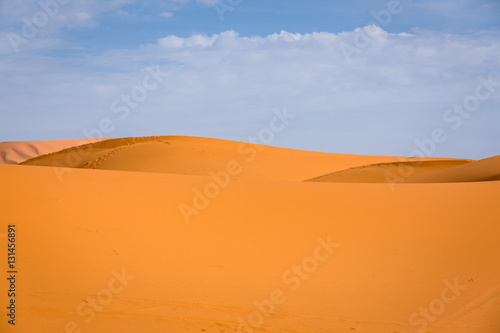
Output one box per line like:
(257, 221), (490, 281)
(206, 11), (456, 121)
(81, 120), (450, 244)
(0, 139), (108, 164)
(21, 136), (463, 182)
(305, 159), (472, 183)
(1, 136), (499, 333)
(403, 155), (500, 183)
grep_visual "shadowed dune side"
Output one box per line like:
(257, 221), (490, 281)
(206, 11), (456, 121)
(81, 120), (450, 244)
(403, 155), (500, 183)
(20, 135), (445, 181)
(0, 139), (108, 164)
(305, 159), (472, 183)
(19, 136), (160, 168)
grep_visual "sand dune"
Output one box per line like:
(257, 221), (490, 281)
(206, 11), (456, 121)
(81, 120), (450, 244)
(2, 136), (499, 333)
(305, 159), (472, 183)
(0, 138), (108, 164)
(403, 155), (500, 183)
(22, 135), (423, 181)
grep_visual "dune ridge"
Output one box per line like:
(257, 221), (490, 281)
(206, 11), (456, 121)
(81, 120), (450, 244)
(20, 135), (469, 182)
(305, 159), (472, 183)
(0, 138), (108, 164)
(402, 155), (500, 183)
(19, 136), (161, 167)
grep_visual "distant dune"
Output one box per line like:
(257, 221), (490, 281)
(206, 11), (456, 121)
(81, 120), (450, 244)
(21, 135), (458, 182)
(305, 159), (472, 183)
(403, 155), (500, 183)
(22, 135), (407, 181)
(0, 138), (108, 164)
(1, 136), (499, 333)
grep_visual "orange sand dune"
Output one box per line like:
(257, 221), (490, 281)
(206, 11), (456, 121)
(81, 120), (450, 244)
(0, 138), (108, 164)
(2, 136), (499, 333)
(403, 155), (500, 183)
(22, 135), (453, 182)
(305, 159), (471, 183)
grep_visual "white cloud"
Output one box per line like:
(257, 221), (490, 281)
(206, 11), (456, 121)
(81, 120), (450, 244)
(158, 33), (218, 49)
(1, 27), (499, 159)
(159, 11), (174, 19)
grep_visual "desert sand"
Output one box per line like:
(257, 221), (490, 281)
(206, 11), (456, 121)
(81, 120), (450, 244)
(1, 136), (499, 333)
(0, 138), (108, 165)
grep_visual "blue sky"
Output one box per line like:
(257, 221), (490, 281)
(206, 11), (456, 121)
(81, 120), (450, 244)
(0, 0), (499, 159)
